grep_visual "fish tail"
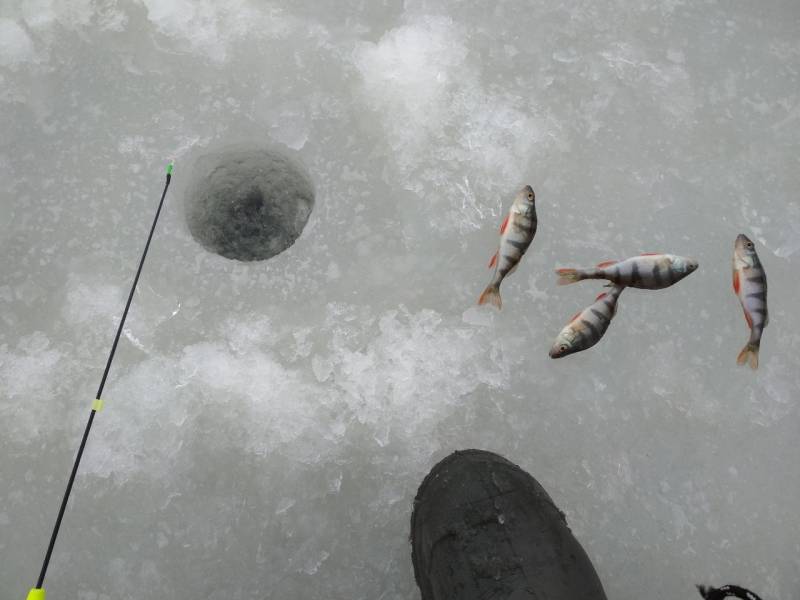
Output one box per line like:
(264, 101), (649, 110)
(478, 284), (502, 309)
(556, 268), (584, 286)
(736, 342), (759, 370)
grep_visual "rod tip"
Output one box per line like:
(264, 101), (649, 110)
(166, 162), (174, 175)
(27, 589), (46, 600)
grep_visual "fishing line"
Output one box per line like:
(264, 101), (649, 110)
(28, 162), (174, 600)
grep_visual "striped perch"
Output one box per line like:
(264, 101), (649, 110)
(556, 253), (698, 289)
(549, 286), (625, 358)
(733, 234), (768, 369)
(478, 185), (537, 309)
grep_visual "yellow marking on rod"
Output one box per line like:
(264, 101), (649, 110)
(27, 589), (46, 600)
(92, 398), (104, 412)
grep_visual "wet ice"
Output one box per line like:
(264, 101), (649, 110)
(1, 1), (799, 599)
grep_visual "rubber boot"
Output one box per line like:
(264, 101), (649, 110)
(411, 449), (608, 600)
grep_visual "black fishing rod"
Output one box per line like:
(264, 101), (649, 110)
(27, 162), (174, 600)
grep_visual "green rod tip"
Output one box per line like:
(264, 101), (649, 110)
(166, 162), (174, 175)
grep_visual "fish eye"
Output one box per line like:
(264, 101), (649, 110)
(527, 193), (533, 199)
(560, 344), (568, 351)
(746, 242), (753, 249)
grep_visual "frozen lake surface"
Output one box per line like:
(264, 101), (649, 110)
(1, 1), (799, 598)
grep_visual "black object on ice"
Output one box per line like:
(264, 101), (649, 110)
(411, 449), (608, 600)
(32, 164), (173, 594)
(697, 584), (764, 600)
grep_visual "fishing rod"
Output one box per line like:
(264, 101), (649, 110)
(27, 162), (174, 600)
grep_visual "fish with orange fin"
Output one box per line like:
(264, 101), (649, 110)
(733, 234), (768, 369)
(478, 185), (537, 309)
(549, 286), (625, 358)
(555, 253), (698, 289)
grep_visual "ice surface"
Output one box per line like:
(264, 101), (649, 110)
(1, 1), (799, 599)
(0, 19), (34, 67)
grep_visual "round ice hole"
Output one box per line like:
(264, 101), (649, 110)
(185, 147), (315, 261)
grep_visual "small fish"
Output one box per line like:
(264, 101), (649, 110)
(549, 286), (625, 358)
(478, 185), (537, 309)
(556, 253), (698, 289)
(733, 234), (768, 369)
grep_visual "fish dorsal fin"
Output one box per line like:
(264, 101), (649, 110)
(596, 260), (617, 268)
(595, 292), (607, 301)
(500, 214), (510, 235)
(640, 252), (660, 256)
(732, 270), (740, 294)
(569, 310), (582, 323)
(488, 252), (498, 268)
